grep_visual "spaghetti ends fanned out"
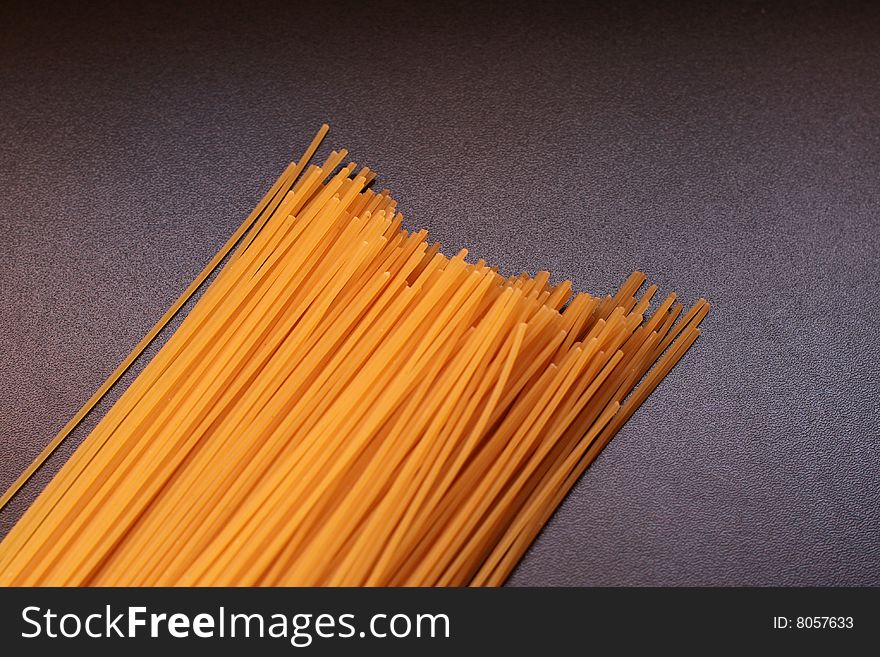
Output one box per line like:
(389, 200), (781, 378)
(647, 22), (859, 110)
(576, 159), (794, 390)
(0, 126), (708, 586)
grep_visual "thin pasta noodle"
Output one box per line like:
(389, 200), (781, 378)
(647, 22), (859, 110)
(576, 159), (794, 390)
(0, 125), (709, 586)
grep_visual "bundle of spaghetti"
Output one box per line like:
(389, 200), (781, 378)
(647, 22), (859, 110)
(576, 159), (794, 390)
(0, 126), (709, 586)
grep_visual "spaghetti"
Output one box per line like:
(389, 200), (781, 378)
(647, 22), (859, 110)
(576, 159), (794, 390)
(0, 126), (708, 586)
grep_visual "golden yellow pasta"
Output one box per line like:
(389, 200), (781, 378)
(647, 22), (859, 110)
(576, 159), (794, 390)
(0, 125), (708, 586)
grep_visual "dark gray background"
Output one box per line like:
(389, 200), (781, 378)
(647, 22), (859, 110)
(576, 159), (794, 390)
(1, 0), (878, 586)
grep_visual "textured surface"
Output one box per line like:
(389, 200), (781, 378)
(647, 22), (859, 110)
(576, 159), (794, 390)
(1, 0), (878, 586)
